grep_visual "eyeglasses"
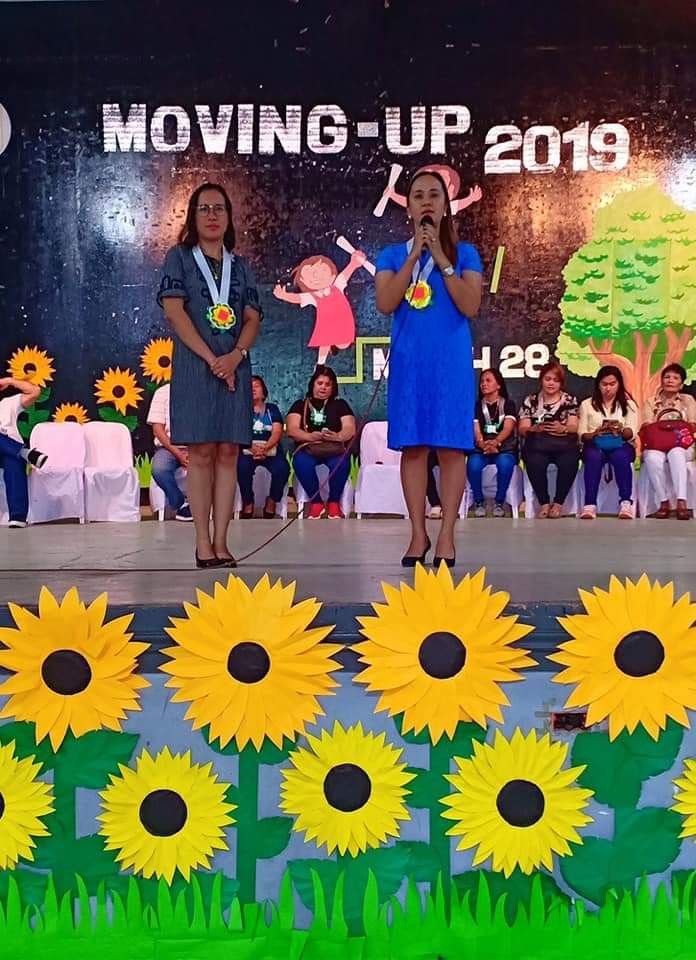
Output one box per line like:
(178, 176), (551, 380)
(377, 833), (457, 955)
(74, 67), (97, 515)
(196, 204), (226, 217)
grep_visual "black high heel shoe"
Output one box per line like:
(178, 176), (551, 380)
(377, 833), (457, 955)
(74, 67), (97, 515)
(195, 553), (224, 569)
(215, 554), (238, 568)
(401, 537), (431, 568)
(432, 553), (456, 569)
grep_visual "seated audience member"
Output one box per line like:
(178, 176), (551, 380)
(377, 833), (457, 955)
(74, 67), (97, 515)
(0, 376), (48, 528)
(237, 375), (290, 518)
(286, 365), (356, 519)
(467, 368), (518, 517)
(641, 363), (696, 519)
(519, 361), (579, 519)
(148, 382), (190, 521)
(579, 366), (638, 520)
(426, 450), (442, 519)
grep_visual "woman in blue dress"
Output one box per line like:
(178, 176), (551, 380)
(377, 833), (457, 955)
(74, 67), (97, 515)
(158, 183), (262, 568)
(376, 169), (483, 567)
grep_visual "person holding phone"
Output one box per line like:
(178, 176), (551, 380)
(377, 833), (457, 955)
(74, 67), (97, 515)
(578, 366), (638, 519)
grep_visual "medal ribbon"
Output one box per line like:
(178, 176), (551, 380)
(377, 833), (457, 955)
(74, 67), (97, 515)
(193, 245), (233, 307)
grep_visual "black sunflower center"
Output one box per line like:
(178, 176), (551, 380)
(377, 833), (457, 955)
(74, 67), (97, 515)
(24, 363), (37, 375)
(139, 789), (188, 837)
(496, 779), (545, 827)
(227, 641), (270, 683)
(158, 355), (171, 368)
(41, 649), (92, 695)
(614, 630), (665, 677)
(418, 631), (466, 679)
(323, 763), (372, 812)
(66, 415), (77, 421)
(112, 385), (126, 398)
(0, 793), (5, 820)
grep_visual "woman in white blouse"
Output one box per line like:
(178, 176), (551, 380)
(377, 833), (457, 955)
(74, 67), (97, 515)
(578, 366), (638, 519)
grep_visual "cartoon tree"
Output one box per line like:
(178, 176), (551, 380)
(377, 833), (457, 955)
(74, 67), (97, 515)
(556, 184), (696, 410)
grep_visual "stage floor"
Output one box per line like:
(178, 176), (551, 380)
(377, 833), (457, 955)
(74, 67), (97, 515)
(0, 516), (693, 606)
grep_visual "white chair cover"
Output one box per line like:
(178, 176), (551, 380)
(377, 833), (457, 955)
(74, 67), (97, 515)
(295, 464), (354, 518)
(354, 422), (406, 517)
(83, 422), (140, 522)
(462, 464), (525, 519)
(523, 463), (582, 519)
(233, 464), (289, 519)
(28, 422), (86, 524)
(637, 460), (696, 518)
(0, 475), (8, 524)
(149, 467), (187, 520)
(577, 463), (638, 516)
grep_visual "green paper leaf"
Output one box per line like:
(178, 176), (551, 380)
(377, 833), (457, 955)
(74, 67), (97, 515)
(37, 386), (51, 403)
(255, 816), (293, 860)
(394, 840), (442, 883)
(27, 407), (51, 427)
(0, 869), (49, 906)
(570, 722), (684, 808)
(405, 766), (447, 808)
(16, 417), (31, 441)
(560, 807), (682, 905)
(0, 720), (56, 768)
(53, 731), (140, 787)
(33, 834), (120, 894)
(98, 405), (138, 431)
(452, 869), (570, 924)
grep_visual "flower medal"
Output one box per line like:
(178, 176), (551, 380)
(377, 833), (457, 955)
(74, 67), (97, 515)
(193, 245), (236, 333)
(405, 238), (435, 310)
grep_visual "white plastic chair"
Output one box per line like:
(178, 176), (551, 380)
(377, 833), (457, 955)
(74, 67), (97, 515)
(462, 463), (525, 519)
(637, 460), (696, 518)
(233, 464), (289, 519)
(295, 464), (354, 518)
(28, 422), (86, 524)
(523, 463), (582, 519)
(149, 467), (187, 521)
(354, 422), (407, 518)
(83, 422), (140, 522)
(577, 463), (638, 517)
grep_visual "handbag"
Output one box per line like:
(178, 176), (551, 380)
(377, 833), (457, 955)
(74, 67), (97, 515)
(593, 434), (625, 452)
(302, 399), (346, 459)
(639, 408), (696, 453)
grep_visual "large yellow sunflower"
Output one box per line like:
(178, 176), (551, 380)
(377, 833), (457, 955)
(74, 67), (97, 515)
(162, 574), (341, 751)
(140, 338), (173, 384)
(354, 565), (534, 742)
(98, 747), (234, 883)
(94, 367), (143, 415)
(0, 587), (149, 750)
(672, 759), (696, 839)
(441, 728), (594, 877)
(7, 346), (55, 387)
(53, 402), (90, 424)
(280, 721), (414, 856)
(550, 575), (696, 741)
(0, 740), (54, 869)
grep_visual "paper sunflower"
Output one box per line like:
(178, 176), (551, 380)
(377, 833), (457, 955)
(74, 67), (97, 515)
(140, 337), (173, 384)
(280, 721), (414, 856)
(355, 565), (534, 742)
(53, 402), (90, 424)
(7, 346), (55, 388)
(98, 747), (234, 883)
(550, 575), (696, 741)
(672, 759), (696, 839)
(0, 740), (54, 869)
(0, 587), (149, 750)
(94, 367), (143, 415)
(441, 728), (594, 877)
(162, 574), (342, 751)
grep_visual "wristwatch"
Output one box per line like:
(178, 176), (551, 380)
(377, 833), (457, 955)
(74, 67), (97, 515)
(236, 347), (248, 360)
(442, 264), (455, 277)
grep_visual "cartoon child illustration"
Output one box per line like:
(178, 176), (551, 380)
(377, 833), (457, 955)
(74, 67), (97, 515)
(274, 247), (372, 366)
(374, 162), (483, 217)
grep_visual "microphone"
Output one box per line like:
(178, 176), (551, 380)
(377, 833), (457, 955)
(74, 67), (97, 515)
(420, 215), (434, 227)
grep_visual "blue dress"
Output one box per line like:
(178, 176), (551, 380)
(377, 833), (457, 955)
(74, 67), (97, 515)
(375, 241), (482, 451)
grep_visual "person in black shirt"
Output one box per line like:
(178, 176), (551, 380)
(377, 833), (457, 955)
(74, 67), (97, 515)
(286, 365), (356, 518)
(467, 368), (518, 517)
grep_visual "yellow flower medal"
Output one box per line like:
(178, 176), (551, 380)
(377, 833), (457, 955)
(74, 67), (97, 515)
(405, 238), (436, 310)
(193, 245), (237, 334)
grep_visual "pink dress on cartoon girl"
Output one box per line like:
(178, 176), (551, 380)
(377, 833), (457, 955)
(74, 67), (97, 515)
(300, 277), (356, 348)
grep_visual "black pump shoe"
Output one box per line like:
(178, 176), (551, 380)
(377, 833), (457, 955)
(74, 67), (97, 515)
(433, 553), (456, 569)
(401, 537), (431, 568)
(195, 553), (224, 569)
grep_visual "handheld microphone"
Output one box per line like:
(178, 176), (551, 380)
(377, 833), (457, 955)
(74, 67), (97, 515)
(420, 215), (434, 227)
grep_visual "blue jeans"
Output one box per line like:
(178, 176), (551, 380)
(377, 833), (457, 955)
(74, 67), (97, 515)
(151, 447), (186, 511)
(293, 449), (350, 504)
(467, 451), (517, 504)
(0, 433), (29, 522)
(237, 452), (290, 505)
(582, 441), (635, 505)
